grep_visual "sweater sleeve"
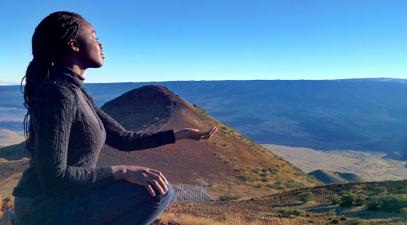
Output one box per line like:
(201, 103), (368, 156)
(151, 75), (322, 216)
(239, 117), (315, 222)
(33, 85), (114, 194)
(95, 108), (176, 151)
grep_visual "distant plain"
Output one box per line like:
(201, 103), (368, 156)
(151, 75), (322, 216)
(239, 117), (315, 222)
(263, 144), (407, 181)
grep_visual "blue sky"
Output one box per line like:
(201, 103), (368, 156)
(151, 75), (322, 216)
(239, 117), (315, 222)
(0, 0), (406, 83)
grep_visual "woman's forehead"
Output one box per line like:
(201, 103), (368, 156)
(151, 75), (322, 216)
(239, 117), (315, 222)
(79, 21), (96, 35)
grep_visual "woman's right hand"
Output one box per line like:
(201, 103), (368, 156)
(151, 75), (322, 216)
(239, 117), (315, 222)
(112, 165), (169, 197)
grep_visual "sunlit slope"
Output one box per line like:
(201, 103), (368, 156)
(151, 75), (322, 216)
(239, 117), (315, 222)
(99, 85), (319, 197)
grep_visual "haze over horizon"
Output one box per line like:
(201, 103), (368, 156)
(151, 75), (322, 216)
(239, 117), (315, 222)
(1, 0), (407, 83)
(3, 77), (407, 85)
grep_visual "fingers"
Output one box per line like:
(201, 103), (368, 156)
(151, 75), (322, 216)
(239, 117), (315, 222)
(211, 126), (218, 134)
(150, 169), (169, 184)
(197, 126), (217, 140)
(124, 167), (169, 197)
(207, 126), (217, 137)
(177, 127), (217, 141)
(202, 126), (217, 136)
(150, 179), (166, 196)
(144, 169), (168, 197)
(145, 183), (156, 197)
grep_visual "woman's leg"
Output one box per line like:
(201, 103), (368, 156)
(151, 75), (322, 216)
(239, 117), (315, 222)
(110, 183), (174, 225)
(69, 180), (174, 225)
(14, 194), (63, 225)
(15, 180), (174, 225)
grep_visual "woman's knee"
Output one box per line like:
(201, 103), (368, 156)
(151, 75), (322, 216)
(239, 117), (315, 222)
(165, 183), (175, 201)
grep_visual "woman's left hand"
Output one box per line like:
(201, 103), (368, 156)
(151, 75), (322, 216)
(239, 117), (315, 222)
(174, 126), (217, 141)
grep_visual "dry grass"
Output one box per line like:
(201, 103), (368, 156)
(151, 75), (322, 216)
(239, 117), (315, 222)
(162, 180), (407, 225)
(159, 212), (302, 225)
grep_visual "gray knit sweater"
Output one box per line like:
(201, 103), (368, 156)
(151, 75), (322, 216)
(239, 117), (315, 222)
(13, 67), (175, 197)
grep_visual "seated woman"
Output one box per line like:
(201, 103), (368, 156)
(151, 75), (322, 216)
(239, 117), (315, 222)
(12, 11), (216, 225)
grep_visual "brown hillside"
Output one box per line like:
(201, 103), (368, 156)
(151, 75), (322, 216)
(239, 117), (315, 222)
(99, 85), (319, 198)
(0, 141), (29, 196)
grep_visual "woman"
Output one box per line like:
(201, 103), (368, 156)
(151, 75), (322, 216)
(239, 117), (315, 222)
(13, 11), (216, 225)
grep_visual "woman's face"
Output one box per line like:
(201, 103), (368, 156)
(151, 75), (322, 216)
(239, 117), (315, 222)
(74, 21), (104, 68)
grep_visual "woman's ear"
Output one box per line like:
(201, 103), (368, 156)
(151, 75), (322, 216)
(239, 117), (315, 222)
(68, 40), (80, 52)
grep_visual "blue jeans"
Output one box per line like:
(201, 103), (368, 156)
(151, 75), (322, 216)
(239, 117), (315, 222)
(14, 181), (174, 225)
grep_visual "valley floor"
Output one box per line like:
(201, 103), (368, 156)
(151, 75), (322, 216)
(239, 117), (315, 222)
(263, 144), (407, 181)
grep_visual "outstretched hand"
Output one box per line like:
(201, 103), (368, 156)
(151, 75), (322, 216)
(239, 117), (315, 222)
(174, 126), (217, 141)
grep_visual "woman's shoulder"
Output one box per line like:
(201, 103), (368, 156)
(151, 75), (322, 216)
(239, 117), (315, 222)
(37, 79), (78, 103)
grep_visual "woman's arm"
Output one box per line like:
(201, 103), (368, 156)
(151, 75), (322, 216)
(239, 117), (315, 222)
(82, 88), (216, 151)
(34, 85), (114, 194)
(80, 88), (176, 151)
(95, 108), (176, 151)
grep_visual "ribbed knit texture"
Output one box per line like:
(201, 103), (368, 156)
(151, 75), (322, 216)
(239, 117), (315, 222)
(13, 66), (175, 196)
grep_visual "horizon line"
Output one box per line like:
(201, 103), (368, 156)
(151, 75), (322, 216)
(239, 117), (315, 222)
(2, 77), (407, 86)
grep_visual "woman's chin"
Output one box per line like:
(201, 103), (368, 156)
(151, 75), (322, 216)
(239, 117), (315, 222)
(98, 58), (105, 67)
(89, 59), (104, 68)
(97, 61), (104, 67)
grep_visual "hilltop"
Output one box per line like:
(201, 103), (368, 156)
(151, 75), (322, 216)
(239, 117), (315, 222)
(98, 85), (319, 197)
(308, 169), (363, 184)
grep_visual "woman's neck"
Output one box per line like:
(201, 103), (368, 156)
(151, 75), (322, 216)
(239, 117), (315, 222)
(51, 63), (85, 81)
(61, 63), (85, 77)
(55, 57), (86, 77)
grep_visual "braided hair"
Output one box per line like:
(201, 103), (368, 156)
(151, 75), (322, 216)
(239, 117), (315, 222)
(21, 11), (84, 140)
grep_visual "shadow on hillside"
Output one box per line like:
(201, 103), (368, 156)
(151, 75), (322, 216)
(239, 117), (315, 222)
(0, 142), (29, 161)
(340, 208), (405, 220)
(310, 204), (406, 222)
(308, 204), (336, 213)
